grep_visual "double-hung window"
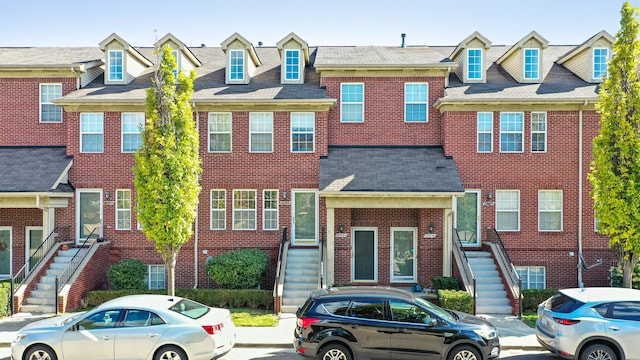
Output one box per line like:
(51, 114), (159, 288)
(122, 113), (144, 152)
(285, 49), (300, 81)
(593, 48), (609, 80)
(531, 112), (547, 153)
(404, 83), (428, 122)
(496, 190), (520, 231)
(291, 112), (315, 152)
(147, 265), (166, 289)
(116, 189), (131, 230)
(263, 190), (279, 230)
(208, 113), (232, 152)
(516, 266), (545, 289)
(40, 84), (62, 123)
(229, 50), (244, 81)
(210, 190), (226, 230)
(477, 112), (493, 153)
(524, 48), (540, 80)
(250, 112), (273, 152)
(500, 112), (523, 152)
(467, 48), (483, 80)
(539, 190), (563, 231)
(233, 190), (256, 230)
(80, 113), (104, 153)
(340, 83), (364, 122)
(108, 50), (124, 82)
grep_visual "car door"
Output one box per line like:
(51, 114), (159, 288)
(114, 309), (170, 360)
(387, 300), (446, 360)
(346, 298), (392, 360)
(61, 309), (122, 360)
(604, 301), (640, 360)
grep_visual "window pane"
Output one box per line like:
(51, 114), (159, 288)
(593, 48), (609, 79)
(477, 112), (493, 152)
(539, 190), (562, 231)
(263, 190), (278, 230)
(341, 83), (364, 122)
(209, 113), (232, 152)
(497, 190), (519, 231)
(109, 51), (123, 81)
(116, 190), (131, 230)
(40, 84), (62, 122)
(233, 190), (256, 230)
(291, 112), (315, 152)
(230, 50), (244, 80)
(404, 83), (428, 122)
(285, 49), (300, 80)
(467, 49), (482, 79)
(500, 113), (523, 152)
(122, 113), (144, 152)
(531, 112), (547, 152)
(524, 48), (539, 80)
(210, 190), (226, 230)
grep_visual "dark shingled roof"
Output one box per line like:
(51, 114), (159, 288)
(0, 147), (73, 192)
(319, 146), (463, 193)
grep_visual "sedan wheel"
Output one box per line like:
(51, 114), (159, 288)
(319, 343), (352, 360)
(26, 345), (57, 360)
(448, 345), (481, 360)
(581, 344), (617, 360)
(155, 345), (187, 360)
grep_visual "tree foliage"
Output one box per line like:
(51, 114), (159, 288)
(135, 44), (201, 295)
(589, 2), (640, 288)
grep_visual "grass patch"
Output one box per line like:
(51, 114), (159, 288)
(520, 311), (537, 328)
(230, 308), (279, 327)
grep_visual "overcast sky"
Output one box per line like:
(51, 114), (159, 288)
(1, 0), (636, 47)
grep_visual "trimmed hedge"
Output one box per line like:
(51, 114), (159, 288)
(432, 276), (459, 290)
(521, 289), (556, 312)
(438, 289), (473, 313)
(206, 249), (268, 289)
(0, 281), (10, 317)
(107, 259), (148, 290)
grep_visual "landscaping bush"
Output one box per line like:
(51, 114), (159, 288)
(206, 249), (268, 289)
(107, 258), (148, 290)
(521, 288), (556, 312)
(610, 264), (640, 289)
(0, 281), (11, 317)
(432, 276), (459, 290)
(438, 289), (473, 313)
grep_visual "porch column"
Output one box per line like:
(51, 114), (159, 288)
(442, 208), (453, 277)
(42, 208), (55, 239)
(326, 207), (335, 286)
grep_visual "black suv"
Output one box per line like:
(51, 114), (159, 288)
(294, 287), (500, 360)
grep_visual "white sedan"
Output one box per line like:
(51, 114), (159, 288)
(12, 294), (236, 360)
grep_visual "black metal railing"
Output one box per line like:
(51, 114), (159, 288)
(485, 228), (522, 317)
(319, 226), (326, 289)
(273, 227), (289, 312)
(453, 228), (477, 314)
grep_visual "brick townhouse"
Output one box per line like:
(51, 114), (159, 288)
(0, 29), (617, 313)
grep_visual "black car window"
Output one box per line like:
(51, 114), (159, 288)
(593, 303), (609, 317)
(350, 299), (385, 320)
(123, 310), (165, 327)
(78, 310), (122, 330)
(547, 293), (585, 313)
(609, 302), (640, 321)
(320, 300), (350, 316)
(389, 300), (431, 324)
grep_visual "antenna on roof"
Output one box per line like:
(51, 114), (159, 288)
(401, 33), (406, 48)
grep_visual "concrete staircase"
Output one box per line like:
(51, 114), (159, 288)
(466, 251), (513, 315)
(281, 248), (320, 313)
(21, 247), (88, 314)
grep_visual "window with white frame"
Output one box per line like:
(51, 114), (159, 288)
(539, 190), (563, 231)
(116, 189), (131, 230)
(249, 112), (273, 152)
(208, 113), (232, 152)
(263, 190), (279, 230)
(524, 48), (539, 80)
(516, 266), (545, 289)
(147, 265), (166, 289)
(171, 49), (181, 79)
(233, 190), (256, 230)
(341, 83), (364, 122)
(122, 113), (144, 152)
(500, 112), (523, 152)
(531, 112), (547, 153)
(404, 83), (428, 122)
(80, 113), (104, 153)
(210, 190), (226, 230)
(477, 112), (493, 152)
(108, 50), (124, 82)
(593, 48), (609, 80)
(594, 210), (601, 233)
(229, 49), (244, 81)
(496, 190), (520, 231)
(285, 49), (300, 81)
(291, 112), (315, 152)
(467, 48), (483, 80)
(40, 84), (62, 123)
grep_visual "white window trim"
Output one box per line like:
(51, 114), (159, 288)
(249, 112), (274, 153)
(496, 190), (520, 232)
(0, 226), (12, 276)
(171, 49), (181, 78)
(107, 50), (124, 82)
(593, 47), (609, 80)
(115, 189), (131, 230)
(80, 113), (104, 153)
(229, 49), (245, 81)
(263, 189), (279, 231)
(340, 83), (364, 123)
(538, 190), (563, 232)
(148, 264), (166, 289)
(467, 48), (483, 80)
(523, 48), (540, 80)
(121, 113), (144, 153)
(75, 189), (103, 242)
(404, 83), (429, 122)
(390, 227), (417, 283)
(477, 112), (493, 153)
(499, 112), (524, 153)
(210, 189), (226, 230)
(232, 189), (257, 230)
(291, 112), (315, 153)
(208, 112), (232, 153)
(531, 112), (547, 153)
(39, 83), (62, 123)
(284, 49), (301, 81)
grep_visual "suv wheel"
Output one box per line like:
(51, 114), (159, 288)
(318, 343), (352, 360)
(580, 344), (617, 360)
(448, 345), (481, 360)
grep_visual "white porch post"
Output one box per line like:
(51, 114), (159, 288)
(326, 207), (335, 286)
(42, 207), (55, 238)
(442, 208), (453, 277)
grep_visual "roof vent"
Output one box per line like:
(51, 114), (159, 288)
(258, 41), (263, 47)
(401, 33), (406, 48)
(201, 43), (206, 48)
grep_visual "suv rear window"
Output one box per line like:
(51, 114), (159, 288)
(320, 300), (350, 316)
(546, 292), (585, 313)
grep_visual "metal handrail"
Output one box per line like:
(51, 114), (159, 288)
(273, 227), (289, 309)
(453, 228), (476, 313)
(56, 227), (100, 293)
(319, 226), (326, 289)
(485, 228), (522, 317)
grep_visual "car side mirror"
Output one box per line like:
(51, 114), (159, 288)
(426, 318), (438, 327)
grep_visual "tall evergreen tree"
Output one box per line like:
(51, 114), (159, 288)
(135, 44), (201, 295)
(589, 2), (640, 288)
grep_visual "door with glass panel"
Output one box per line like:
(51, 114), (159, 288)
(26, 226), (43, 274)
(0, 227), (12, 278)
(77, 190), (102, 242)
(352, 228), (377, 282)
(391, 228), (417, 282)
(292, 190), (318, 245)
(455, 190), (481, 246)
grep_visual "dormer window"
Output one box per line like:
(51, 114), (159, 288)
(524, 48), (540, 80)
(593, 48), (609, 79)
(285, 49), (301, 81)
(171, 49), (181, 79)
(229, 50), (245, 81)
(467, 48), (483, 80)
(108, 50), (124, 82)
(277, 33), (309, 85)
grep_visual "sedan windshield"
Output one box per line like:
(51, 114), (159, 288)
(169, 299), (210, 319)
(415, 297), (455, 321)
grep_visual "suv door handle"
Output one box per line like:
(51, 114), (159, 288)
(608, 326), (620, 331)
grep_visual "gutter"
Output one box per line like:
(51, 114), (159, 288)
(577, 101), (587, 287)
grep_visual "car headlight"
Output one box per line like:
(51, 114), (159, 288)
(473, 327), (498, 340)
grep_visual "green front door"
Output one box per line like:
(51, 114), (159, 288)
(455, 191), (481, 246)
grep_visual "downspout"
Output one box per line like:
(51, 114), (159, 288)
(193, 103), (200, 289)
(577, 101), (586, 288)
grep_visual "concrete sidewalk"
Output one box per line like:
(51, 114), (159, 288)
(1, 312), (542, 350)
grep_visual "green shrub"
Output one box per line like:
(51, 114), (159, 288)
(206, 249), (268, 289)
(0, 280), (10, 317)
(438, 289), (473, 313)
(521, 289), (556, 312)
(610, 264), (640, 289)
(107, 259), (148, 290)
(432, 276), (459, 290)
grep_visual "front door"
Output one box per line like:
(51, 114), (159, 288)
(26, 226), (43, 274)
(292, 190), (318, 245)
(77, 189), (102, 242)
(0, 227), (11, 278)
(455, 190), (481, 246)
(352, 228), (377, 282)
(391, 228), (417, 283)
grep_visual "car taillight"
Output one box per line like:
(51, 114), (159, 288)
(297, 317), (321, 328)
(202, 323), (224, 334)
(553, 317), (581, 325)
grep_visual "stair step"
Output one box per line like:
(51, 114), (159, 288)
(476, 283), (505, 291)
(19, 304), (57, 314)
